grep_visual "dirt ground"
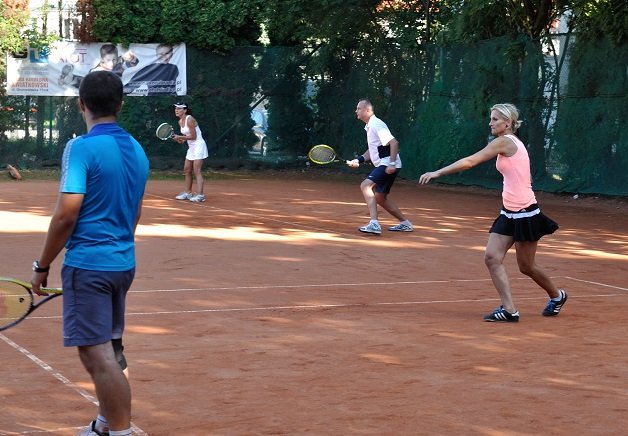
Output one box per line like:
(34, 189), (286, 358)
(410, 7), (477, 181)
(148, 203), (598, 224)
(1, 170), (627, 435)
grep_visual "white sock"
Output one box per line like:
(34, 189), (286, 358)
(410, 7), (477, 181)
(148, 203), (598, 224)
(370, 219), (379, 225)
(551, 290), (564, 301)
(109, 429), (132, 436)
(400, 220), (412, 226)
(95, 415), (108, 432)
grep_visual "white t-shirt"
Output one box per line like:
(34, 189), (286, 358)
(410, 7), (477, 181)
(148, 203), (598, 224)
(364, 115), (401, 168)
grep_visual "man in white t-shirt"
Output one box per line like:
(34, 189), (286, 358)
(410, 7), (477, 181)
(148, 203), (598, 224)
(347, 98), (413, 234)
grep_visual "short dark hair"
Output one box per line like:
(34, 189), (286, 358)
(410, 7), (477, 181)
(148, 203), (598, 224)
(359, 98), (374, 109)
(79, 71), (123, 118)
(99, 43), (118, 58)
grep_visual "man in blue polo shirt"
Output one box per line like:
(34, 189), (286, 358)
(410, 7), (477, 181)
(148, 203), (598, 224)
(31, 71), (149, 436)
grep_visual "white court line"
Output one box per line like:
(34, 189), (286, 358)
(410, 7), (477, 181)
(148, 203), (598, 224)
(0, 334), (148, 436)
(13, 291), (628, 321)
(132, 277), (506, 294)
(563, 276), (628, 292)
(122, 292), (627, 317)
(130, 274), (623, 294)
(134, 279), (462, 293)
(15, 275), (628, 322)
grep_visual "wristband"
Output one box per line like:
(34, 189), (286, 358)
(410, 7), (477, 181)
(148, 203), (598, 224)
(32, 260), (50, 273)
(357, 155), (365, 164)
(387, 161), (396, 167)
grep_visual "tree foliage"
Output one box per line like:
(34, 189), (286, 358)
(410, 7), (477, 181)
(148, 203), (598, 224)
(444, 0), (572, 41)
(160, 0), (264, 51)
(76, 0), (264, 51)
(571, 0), (627, 43)
(0, 0), (29, 54)
(2, 1), (625, 193)
(75, 0), (162, 44)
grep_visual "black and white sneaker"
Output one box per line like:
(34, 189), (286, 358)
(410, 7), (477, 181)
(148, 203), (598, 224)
(542, 289), (568, 316)
(483, 306), (520, 323)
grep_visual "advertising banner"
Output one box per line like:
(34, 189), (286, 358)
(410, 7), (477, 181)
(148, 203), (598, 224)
(6, 42), (186, 96)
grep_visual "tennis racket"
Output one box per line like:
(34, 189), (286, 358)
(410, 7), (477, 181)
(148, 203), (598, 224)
(308, 144), (350, 165)
(155, 123), (176, 140)
(0, 277), (62, 331)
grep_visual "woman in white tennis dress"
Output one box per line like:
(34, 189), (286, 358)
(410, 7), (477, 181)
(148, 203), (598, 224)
(172, 102), (208, 202)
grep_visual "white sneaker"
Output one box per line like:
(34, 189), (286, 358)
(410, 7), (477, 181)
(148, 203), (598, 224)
(358, 221), (381, 235)
(189, 194), (206, 202)
(388, 222), (413, 232)
(175, 192), (192, 200)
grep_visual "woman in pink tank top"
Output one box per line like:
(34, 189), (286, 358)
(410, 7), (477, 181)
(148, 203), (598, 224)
(419, 103), (567, 323)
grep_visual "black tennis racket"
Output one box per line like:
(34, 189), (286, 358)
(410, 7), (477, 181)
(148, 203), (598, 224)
(0, 277), (62, 331)
(308, 144), (350, 165)
(155, 123), (176, 140)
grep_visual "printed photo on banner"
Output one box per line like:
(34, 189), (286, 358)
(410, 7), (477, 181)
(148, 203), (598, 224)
(5, 42), (187, 97)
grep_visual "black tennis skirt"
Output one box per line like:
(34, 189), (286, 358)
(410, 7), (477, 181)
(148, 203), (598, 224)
(489, 203), (559, 242)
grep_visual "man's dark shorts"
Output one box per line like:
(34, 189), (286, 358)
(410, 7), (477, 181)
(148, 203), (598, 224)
(367, 165), (399, 194)
(61, 265), (135, 347)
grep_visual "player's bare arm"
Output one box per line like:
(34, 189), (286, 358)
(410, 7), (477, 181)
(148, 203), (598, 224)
(385, 138), (400, 173)
(388, 138), (400, 162)
(419, 138), (514, 184)
(185, 116), (198, 141)
(31, 193), (83, 294)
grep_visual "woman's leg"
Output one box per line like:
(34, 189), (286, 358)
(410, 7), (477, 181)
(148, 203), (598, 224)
(514, 241), (560, 298)
(485, 232), (516, 312)
(192, 159), (204, 195)
(182, 159), (193, 192)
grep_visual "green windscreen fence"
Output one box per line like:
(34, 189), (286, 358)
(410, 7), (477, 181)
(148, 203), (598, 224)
(2, 34), (626, 195)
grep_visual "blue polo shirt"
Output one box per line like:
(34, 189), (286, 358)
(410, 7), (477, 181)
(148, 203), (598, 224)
(60, 122), (149, 271)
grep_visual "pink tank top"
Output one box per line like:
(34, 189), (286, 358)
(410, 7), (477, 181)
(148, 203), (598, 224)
(495, 135), (536, 211)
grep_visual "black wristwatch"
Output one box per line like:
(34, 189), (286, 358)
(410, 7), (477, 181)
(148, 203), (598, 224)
(32, 260), (50, 273)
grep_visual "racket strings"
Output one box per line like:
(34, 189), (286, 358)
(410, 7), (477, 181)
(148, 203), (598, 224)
(0, 282), (31, 321)
(309, 145), (336, 164)
(156, 123), (173, 139)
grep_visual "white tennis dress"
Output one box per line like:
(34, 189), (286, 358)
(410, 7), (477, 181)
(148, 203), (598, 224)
(181, 115), (208, 160)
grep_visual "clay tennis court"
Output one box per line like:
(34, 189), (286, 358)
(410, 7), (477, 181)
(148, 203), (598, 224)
(1, 170), (627, 435)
